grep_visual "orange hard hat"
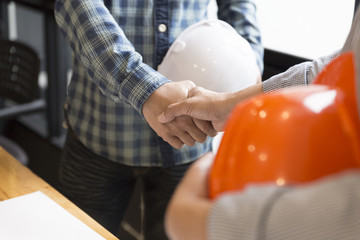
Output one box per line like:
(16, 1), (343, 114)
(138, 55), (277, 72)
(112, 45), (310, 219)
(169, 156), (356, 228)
(209, 52), (360, 200)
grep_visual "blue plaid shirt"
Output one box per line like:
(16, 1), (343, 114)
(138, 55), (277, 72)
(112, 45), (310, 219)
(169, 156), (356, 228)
(54, 0), (263, 167)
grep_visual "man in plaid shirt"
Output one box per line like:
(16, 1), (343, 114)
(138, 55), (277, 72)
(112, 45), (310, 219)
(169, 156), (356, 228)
(54, 0), (263, 238)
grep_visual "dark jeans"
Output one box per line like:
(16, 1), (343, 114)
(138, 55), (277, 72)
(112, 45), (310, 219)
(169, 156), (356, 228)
(58, 130), (192, 240)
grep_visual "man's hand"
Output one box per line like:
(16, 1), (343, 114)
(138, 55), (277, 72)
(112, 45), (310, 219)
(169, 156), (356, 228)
(158, 87), (235, 132)
(142, 81), (217, 149)
(158, 83), (264, 132)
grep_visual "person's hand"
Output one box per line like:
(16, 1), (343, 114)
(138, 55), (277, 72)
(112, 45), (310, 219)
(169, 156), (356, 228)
(142, 81), (217, 149)
(158, 86), (237, 132)
(158, 83), (264, 131)
(165, 152), (214, 240)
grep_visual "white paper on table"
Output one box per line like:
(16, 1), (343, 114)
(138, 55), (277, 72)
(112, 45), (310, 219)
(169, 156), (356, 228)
(0, 191), (105, 240)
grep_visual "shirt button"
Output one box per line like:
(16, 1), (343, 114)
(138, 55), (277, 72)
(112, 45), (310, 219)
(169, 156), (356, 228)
(158, 24), (167, 33)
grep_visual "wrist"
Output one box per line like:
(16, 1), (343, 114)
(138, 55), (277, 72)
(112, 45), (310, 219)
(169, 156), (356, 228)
(233, 82), (263, 105)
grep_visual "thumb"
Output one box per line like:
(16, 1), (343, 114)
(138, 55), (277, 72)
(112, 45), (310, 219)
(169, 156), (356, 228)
(158, 111), (174, 123)
(158, 102), (189, 123)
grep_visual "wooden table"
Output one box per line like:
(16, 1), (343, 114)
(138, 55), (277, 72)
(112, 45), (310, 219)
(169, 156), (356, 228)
(0, 147), (118, 240)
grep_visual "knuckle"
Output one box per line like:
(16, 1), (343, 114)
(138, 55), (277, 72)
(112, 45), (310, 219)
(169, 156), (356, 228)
(202, 125), (212, 135)
(175, 116), (191, 126)
(185, 139), (196, 147)
(185, 80), (196, 87)
(203, 123), (216, 136)
(197, 135), (207, 143)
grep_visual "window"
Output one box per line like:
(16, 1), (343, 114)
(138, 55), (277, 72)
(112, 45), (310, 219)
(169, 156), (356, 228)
(257, 0), (355, 59)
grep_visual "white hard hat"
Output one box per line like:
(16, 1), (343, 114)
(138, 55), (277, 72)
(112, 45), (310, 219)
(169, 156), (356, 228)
(158, 19), (259, 93)
(158, 19), (260, 153)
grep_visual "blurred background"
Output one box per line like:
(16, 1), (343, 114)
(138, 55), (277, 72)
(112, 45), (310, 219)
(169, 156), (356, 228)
(0, 0), (356, 239)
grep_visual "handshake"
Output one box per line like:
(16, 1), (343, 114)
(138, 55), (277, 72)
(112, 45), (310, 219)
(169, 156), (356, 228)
(142, 19), (261, 148)
(144, 20), (261, 148)
(142, 80), (262, 149)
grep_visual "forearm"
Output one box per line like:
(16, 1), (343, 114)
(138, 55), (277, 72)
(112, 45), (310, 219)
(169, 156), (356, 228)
(166, 195), (211, 240)
(230, 82), (263, 106)
(54, 0), (168, 113)
(165, 153), (214, 240)
(262, 51), (339, 92)
(220, 83), (263, 122)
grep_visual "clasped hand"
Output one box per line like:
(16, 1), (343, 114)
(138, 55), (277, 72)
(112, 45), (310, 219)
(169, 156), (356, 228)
(142, 81), (218, 149)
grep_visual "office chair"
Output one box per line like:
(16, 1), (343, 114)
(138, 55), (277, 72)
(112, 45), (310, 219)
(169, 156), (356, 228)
(0, 39), (46, 165)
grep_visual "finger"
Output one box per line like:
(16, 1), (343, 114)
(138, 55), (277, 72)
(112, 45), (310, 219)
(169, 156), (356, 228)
(158, 101), (190, 123)
(174, 131), (196, 147)
(163, 135), (185, 149)
(174, 116), (207, 143)
(212, 120), (227, 132)
(193, 119), (218, 137)
(165, 122), (197, 147)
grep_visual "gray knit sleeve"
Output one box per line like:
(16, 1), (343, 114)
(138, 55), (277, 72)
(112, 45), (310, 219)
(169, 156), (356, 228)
(262, 51), (339, 93)
(208, 171), (360, 240)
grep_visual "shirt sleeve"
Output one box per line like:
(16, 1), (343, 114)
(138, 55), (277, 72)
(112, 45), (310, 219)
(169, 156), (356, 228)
(217, 0), (264, 73)
(208, 171), (360, 240)
(262, 51), (339, 92)
(54, 0), (170, 114)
